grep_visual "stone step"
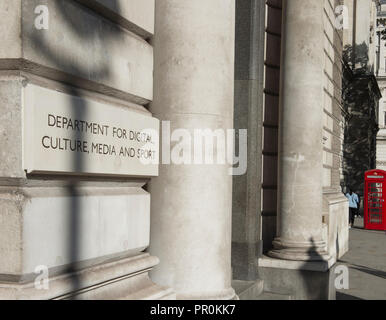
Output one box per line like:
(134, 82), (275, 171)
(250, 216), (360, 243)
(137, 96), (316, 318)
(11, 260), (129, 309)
(232, 280), (264, 300)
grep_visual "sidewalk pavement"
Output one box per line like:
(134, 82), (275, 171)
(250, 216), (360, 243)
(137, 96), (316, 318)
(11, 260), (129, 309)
(336, 217), (386, 300)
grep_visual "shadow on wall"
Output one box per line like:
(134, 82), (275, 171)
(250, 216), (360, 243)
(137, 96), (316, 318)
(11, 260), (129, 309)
(26, 0), (124, 298)
(341, 42), (380, 198)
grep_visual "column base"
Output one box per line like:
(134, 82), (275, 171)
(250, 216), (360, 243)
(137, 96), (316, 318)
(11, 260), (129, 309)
(269, 238), (330, 261)
(258, 255), (336, 300)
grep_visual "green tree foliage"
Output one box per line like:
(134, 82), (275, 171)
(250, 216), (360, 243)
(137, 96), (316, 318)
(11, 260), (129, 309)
(377, 17), (386, 41)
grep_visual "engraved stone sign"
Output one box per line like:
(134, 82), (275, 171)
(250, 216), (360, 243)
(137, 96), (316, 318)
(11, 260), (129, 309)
(23, 84), (159, 177)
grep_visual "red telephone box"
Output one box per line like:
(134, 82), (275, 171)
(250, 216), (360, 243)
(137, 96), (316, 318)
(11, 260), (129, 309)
(364, 170), (386, 231)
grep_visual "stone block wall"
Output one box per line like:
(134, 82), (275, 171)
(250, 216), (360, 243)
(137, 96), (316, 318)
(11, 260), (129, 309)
(0, 0), (172, 299)
(323, 0), (345, 192)
(319, 0), (352, 262)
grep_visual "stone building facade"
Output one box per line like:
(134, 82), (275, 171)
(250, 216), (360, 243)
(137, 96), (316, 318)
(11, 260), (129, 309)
(0, 0), (378, 300)
(375, 0), (386, 170)
(342, 0), (381, 199)
(0, 0), (173, 300)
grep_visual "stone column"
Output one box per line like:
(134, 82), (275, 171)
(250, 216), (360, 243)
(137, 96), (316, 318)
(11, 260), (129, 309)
(268, 0), (329, 261)
(149, 0), (236, 299)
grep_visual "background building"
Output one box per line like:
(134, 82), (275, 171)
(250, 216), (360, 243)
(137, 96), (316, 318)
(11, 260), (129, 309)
(342, 0), (381, 200)
(375, 0), (386, 170)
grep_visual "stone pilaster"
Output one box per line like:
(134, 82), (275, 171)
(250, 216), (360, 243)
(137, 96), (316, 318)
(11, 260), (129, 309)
(232, 0), (266, 281)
